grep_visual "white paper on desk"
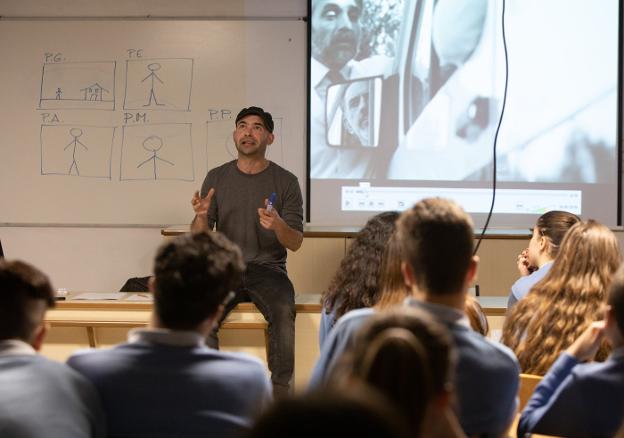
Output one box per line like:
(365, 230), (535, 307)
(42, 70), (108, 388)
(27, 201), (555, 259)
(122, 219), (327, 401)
(72, 292), (124, 301)
(124, 294), (153, 302)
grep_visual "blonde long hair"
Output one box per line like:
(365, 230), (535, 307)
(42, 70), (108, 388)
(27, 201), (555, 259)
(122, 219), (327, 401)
(375, 232), (412, 310)
(501, 220), (621, 375)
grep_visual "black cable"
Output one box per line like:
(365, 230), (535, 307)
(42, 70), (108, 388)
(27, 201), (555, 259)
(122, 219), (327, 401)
(473, 0), (508, 255)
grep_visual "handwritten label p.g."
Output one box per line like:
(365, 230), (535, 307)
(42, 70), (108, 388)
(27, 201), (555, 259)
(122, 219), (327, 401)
(44, 52), (64, 63)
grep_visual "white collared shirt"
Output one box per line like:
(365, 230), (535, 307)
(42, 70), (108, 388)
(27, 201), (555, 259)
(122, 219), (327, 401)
(404, 297), (472, 328)
(128, 328), (205, 348)
(0, 339), (37, 356)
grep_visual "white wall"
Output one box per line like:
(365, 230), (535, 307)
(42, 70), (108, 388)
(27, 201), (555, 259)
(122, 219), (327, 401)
(2, 226), (161, 291)
(0, 0), (306, 18)
(0, 0), (308, 292)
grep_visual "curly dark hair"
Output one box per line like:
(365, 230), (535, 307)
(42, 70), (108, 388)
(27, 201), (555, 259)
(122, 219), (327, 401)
(321, 211), (399, 321)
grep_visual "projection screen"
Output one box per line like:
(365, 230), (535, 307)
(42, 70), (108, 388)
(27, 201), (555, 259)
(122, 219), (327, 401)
(308, 0), (621, 228)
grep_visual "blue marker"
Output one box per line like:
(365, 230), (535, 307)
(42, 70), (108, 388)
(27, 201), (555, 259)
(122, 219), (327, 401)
(266, 192), (277, 213)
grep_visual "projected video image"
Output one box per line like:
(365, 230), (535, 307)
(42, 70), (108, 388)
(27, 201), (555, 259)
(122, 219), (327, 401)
(309, 0), (620, 228)
(309, 0), (620, 226)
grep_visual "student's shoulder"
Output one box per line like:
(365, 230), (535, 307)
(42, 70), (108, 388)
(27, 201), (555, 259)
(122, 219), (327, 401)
(67, 343), (133, 369)
(202, 350), (270, 385)
(28, 353), (83, 375)
(457, 328), (520, 372)
(331, 308), (375, 338)
(340, 307), (376, 324)
(209, 349), (268, 372)
(23, 354), (99, 391)
(571, 357), (624, 386)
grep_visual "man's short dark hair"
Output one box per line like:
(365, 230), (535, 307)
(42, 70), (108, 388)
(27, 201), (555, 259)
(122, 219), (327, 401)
(235, 106), (274, 133)
(397, 198), (474, 296)
(153, 231), (245, 330)
(0, 260), (55, 341)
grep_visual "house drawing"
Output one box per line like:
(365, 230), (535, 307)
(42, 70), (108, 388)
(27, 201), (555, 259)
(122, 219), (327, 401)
(80, 83), (108, 101)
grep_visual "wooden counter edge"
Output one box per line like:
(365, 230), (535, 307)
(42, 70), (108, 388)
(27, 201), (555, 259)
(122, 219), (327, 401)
(55, 299), (505, 315)
(55, 300), (322, 313)
(162, 227), (531, 239)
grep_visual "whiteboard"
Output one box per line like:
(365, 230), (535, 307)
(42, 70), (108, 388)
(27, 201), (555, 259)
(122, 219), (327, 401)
(0, 20), (307, 225)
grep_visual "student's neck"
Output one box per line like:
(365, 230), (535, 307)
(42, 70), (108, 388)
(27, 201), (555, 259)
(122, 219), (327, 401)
(237, 156), (269, 174)
(413, 289), (466, 311)
(536, 254), (553, 269)
(150, 314), (216, 337)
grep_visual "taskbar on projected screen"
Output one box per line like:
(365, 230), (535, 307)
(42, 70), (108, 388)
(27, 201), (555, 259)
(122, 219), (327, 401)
(340, 184), (581, 215)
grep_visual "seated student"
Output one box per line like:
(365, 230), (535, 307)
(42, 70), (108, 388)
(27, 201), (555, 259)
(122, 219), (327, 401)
(310, 198), (520, 437)
(311, 232), (411, 384)
(245, 385), (409, 438)
(333, 307), (465, 438)
(319, 211), (399, 347)
(508, 210), (580, 308)
(518, 263), (624, 437)
(68, 232), (272, 438)
(0, 260), (104, 438)
(502, 220), (620, 375)
(379, 239), (489, 338)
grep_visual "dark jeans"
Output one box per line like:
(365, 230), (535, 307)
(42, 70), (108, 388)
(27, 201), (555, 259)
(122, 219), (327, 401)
(207, 263), (296, 396)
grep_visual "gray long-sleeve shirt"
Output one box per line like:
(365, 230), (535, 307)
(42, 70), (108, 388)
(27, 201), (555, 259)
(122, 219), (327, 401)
(200, 160), (303, 273)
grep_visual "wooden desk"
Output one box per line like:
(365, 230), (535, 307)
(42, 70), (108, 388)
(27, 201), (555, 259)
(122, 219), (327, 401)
(41, 293), (508, 390)
(45, 292), (322, 347)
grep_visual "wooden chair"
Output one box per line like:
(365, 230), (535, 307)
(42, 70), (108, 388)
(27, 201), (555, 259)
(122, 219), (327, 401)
(518, 373), (543, 411)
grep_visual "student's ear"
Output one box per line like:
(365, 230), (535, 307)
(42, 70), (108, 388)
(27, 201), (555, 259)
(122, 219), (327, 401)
(401, 261), (415, 288)
(539, 234), (548, 253)
(211, 305), (224, 330)
(31, 323), (48, 352)
(148, 276), (156, 293)
(466, 255), (479, 285)
(267, 132), (275, 145)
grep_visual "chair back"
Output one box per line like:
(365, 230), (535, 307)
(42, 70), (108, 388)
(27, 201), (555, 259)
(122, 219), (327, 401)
(518, 373), (542, 411)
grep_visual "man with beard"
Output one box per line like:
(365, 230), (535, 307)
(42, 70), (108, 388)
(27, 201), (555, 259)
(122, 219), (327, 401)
(191, 106), (303, 398)
(310, 0), (390, 178)
(341, 80), (372, 147)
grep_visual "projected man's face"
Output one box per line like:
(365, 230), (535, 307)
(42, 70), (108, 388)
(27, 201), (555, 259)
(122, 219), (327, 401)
(312, 0), (362, 70)
(343, 81), (370, 145)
